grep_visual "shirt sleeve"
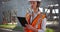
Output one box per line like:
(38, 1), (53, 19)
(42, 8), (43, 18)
(38, 18), (46, 32)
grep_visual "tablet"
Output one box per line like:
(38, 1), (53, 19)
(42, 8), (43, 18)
(17, 17), (28, 27)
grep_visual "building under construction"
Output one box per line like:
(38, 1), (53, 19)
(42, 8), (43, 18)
(0, 0), (18, 24)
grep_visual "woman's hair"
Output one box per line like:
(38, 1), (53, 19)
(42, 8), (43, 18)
(37, 1), (41, 8)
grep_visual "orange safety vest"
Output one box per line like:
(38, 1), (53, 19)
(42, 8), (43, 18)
(25, 13), (46, 32)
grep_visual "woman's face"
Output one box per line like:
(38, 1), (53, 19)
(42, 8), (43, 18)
(30, 1), (37, 9)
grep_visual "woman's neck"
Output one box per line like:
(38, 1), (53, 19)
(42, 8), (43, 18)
(33, 8), (38, 13)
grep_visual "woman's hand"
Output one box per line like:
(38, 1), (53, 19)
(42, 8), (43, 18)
(25, 24), (38, 32)
(25, 24), (33, 29)
(23, 24), (33, 32)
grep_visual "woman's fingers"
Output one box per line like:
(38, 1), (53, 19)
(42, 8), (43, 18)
(25, 24), (33, 29)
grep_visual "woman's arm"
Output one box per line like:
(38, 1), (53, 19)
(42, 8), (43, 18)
(38, 18), (46, 32)
(25, 13), (31, 24)
(23, 13), (31, 32)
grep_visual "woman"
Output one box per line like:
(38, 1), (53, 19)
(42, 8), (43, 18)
(24, 0), (46, 32)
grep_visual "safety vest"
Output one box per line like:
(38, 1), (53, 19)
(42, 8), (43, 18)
(25, 13), (46, 32)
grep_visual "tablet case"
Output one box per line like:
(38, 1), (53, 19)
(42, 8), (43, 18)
(17, 17), (28, 27)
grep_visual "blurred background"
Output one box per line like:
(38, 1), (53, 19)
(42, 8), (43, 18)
(0, 0), (60, 32)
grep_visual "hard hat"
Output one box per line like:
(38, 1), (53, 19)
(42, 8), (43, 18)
(28, 0), (41, 1)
